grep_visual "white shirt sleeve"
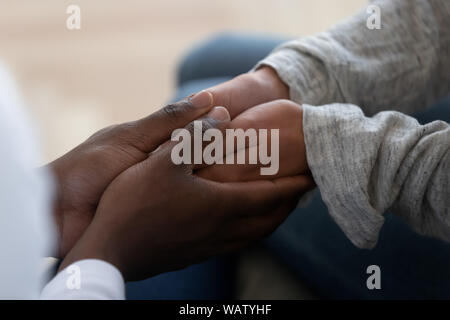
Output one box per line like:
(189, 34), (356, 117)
(41, 259), (125, 300)
(0, 63), (126, 300)
(0, 63), (56, 299)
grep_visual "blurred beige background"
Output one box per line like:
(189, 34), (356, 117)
(0, 0), (366, 162)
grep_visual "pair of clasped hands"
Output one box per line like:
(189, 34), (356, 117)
(51, 67), (315, 281)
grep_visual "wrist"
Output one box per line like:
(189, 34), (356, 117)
(253, 66), (290, 101)
(58, 225), (122, 276)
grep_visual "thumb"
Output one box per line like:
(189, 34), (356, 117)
(131, 91), (214, 152)
(160, 106), (231, 172)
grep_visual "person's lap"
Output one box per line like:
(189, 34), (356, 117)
(126, 32), (450, 299)
(125, 257), (234, 300)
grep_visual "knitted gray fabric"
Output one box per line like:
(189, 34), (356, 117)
(255, 0), (450, 248)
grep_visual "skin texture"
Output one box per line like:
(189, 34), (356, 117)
(207, 66), (291, 119)
(197, 99), (309, 182)
(197, 66), (310, 181)
(52, 66), (314, 280)
(59, 109), (315, 281)
(49, 91), (217, 258)
(49, 66), (292, 258)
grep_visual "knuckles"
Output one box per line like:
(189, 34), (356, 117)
(274, 99), (301, 110)
(184, 118), (218, 135)
(160, 100), (191, 122)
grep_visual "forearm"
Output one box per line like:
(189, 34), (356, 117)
(256, 0), (450, 116)
(303, 104), (450, 248)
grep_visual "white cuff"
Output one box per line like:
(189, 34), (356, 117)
(40, 259), (125, 300)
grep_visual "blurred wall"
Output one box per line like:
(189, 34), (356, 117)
(0, 0), (366, 161)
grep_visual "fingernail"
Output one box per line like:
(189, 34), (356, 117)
(189, 91), (213, 109)
(207, 106), (230, 121)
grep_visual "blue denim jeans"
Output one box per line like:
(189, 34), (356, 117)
(126, 32), (450, 300)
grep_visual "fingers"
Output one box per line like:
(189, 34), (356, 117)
(190, 107), (233, 171)
(156, 106), (232, 171)
(131, 91), (214, 152)
(201, 176), (314, 247)
(214, 176), (315, 243)
(224, 197), (301, 242)
(197, 99), (305, 182)
(211, 175), (315, 218)
(196, 147), (262, 182)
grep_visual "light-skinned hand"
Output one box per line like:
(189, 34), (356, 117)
(197, 99), (310, 182)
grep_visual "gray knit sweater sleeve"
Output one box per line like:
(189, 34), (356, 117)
(255, 0), (450, 248)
